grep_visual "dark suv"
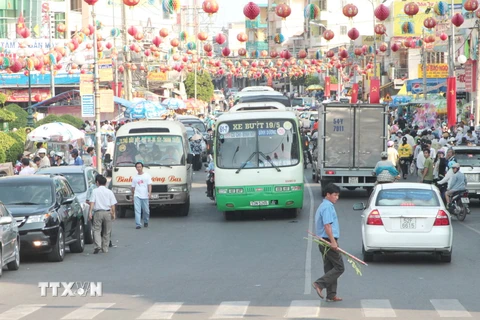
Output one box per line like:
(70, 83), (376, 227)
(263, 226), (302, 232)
(0, 175), (85, 262)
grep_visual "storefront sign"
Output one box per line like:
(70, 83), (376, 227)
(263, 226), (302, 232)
(418, 63), (449, 78)
(0, 88), (50, 102)
(147, 71), (168, 82)
(0, 72), (80, 86)
(98, 59), (113, 82)
(464, 59), (477, 93)
(79, 74), (93, 95)
(360, 35), (383, 46)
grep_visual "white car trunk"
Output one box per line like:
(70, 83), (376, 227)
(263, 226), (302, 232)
(375, 207), (439, 233)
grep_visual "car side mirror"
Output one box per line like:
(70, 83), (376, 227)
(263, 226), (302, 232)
(62, 196), (75, 205)
(0, 216), (13, 225)
(187, 153), (194, 164)
(353, 202), (365, 211)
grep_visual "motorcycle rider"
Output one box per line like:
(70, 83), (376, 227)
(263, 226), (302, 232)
(373, 151), (400, 184)
(301, 130), (312, 168)
(445, 163), (467, 208)
(53, 152), (67, 166)
(205, 158), (215, 200)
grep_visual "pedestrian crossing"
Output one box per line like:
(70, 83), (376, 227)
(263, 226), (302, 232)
(0, 299), (476, 319)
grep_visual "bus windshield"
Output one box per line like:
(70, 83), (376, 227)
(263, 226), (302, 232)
(216, 119), (300, 169)
(114, 135), (185, 166)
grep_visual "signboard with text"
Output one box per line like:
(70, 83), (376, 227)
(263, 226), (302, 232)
(147, 71), (168, 82)
(98, 59), (113, 82)
(79, 74), (93, 95)
(0, 88), (50, 102)
(418, 63), (449, 78)
(464, 60), (477, 93)
(81, 94), (95, 117)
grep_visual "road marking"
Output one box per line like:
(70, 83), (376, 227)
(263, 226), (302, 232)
(361, 299), (396, 317)
(210, 301), (250, 319)
(137, 303), (183, 319)
(61, 303), (115, 319)
(304, 176), (315, 295)
(459, 222), (480, 236)
(430, 299), (471, 318)
(0, 304), (46, 320)
(284, 300), (320, 318)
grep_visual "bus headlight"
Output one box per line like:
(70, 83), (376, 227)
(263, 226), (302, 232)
(168, 184), (188, 192)
(112, 187), (131, 194)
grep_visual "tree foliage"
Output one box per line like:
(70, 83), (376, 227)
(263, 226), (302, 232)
(305, 75), (320, 87)
(35, 115), (61, 127)
(0, 132), (22, 163)
(0, 93), (7, 107)
(184, 72), (214, 103)
(5, 104), (28, 129)
(34, 114), (84, 128)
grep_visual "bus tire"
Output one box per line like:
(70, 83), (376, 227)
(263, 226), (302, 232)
(224, 211), (239, 221)
(178, 197), (190, 217)
(285, 208), (298, 219)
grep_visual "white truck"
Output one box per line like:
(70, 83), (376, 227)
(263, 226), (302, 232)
(312, 103), (388, 196)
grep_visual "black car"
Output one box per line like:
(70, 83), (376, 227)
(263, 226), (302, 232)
(0, 175), (85, 262)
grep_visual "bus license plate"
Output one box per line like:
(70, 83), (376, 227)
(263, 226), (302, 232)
(349, 177), (358, 184)
(250, 201), (269, 206)
(401, 218), (416, 229)
(461, 197), (470, 204)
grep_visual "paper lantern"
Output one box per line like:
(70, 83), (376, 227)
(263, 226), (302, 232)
(202, 0), (219, 15)
(152, 36), (162, 47)
(434, 1), (448, 16)
(270, 50), (278, 58)
(280, 50), (291, 59)
(322, 30), (334, 41)
(347, 28), (359, 41)
(238, 48), (247, 56)
(342, 4), (358, 19)
(203, 43), (213, 52)
(237, 32), (248, 42)
(423, 17), (437, 29)
(170, 38), (180, 47)
(297, 49), (307, 59)
(244, 2), (260, 20)
(128, 26), (138, 37)
(56, 23), (66, 33)
(123, 0), (140, 6)
(390, 43), (399, 52)
(197, 31), (208, 41)
(275, 4), (291, 19)
(134, 32), (144, 41)
(179, 31), (188, 41)
(439, 32), (448, 41)
(162, 0), (180, 14)
(451, 13), (464, 27)
(159, 28), (169, 38)
(215, 33), (226, 45)
(10, 60), (23, 73)
(222, 47), (231, 57)
(404, 2), (419, 17)
(304, 4), (320, 19)
(339, 50), (348, 59)
(84, 0), (98, 5)
(19, 28), (30, 38)
(374, 24), (386, 35)
(374, 4), (390, 21)
(379, 43), (388, 52)
(105, 42), (113, 49)
(464, 0), (478, 12)
(274, 34), (285, 44)
(354, 48), (363, 56)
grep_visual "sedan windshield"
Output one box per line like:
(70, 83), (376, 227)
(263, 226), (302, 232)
(375, 189), (440, 207)
(0, 181), (54, 206)
(455, 151), (480, 167)
(61, 173), (87, 193)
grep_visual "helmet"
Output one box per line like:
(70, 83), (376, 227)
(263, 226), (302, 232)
(380, 151), (388, 159)
(448, 160), (457, 169)
(387, 141), (394, 147)
(452, 163), (461, 169)
(37, 148), (47, 154)
(55, 151), (64, 158)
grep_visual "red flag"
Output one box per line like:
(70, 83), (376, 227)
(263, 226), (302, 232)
(351, 83), (359, 103)
(325, 76), (331, 97)
(447, 76), (457, 127)
(369, 78), (380, 103)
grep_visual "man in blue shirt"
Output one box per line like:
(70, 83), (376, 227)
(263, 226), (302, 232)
(313, 183), (345, 302)
(71, 149), (84, 166)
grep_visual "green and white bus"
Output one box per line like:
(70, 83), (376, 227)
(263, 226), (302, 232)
(214, 102), (304, 220)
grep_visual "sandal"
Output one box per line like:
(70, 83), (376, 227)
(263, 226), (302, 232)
(326, 296), (343, 302)
(312, 283), (324, 299)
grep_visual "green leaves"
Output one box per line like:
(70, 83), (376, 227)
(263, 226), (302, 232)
(184, 71), (214, 103)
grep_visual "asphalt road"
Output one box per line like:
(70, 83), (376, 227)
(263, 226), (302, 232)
(1, 168), (480, 320)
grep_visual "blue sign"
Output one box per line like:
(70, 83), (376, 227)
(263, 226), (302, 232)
(406, 78), (446, 94)
(0, 72), (81, 86)
(81, 94), (95, 117)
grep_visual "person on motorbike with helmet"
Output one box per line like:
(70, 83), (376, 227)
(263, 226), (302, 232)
(205, 158), (215, 200)
(301, 129), (312, 168)
(373, 151), (401, 184)
(53, 152), (67, 166)
(445, 163), (467, 209)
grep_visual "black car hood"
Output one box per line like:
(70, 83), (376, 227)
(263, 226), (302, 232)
(7, 205), (51, 217)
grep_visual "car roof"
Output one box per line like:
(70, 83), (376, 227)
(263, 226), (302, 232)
(0, 175), (58, 183)
(177, 115), (202, 121)
(377, 182), (435, 191)
(452, 146), (480, 151)
(36, 166), (93, 174)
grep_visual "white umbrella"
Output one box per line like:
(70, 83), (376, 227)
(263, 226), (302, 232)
(27, 122), (85, 143)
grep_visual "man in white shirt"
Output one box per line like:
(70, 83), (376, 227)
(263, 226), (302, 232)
(19, 158), (35, 175)
(37, 148), (51, 168)
(131, 162), (152, 229)
(89, 175), (117, 254)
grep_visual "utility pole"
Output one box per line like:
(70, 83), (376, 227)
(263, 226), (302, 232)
(422, 28), (427, 100)
(92, 6), (102, 173)
(48, 9), (55, 97)
(121, 3), (132, 101)
(476, 21), (480, 127)
(112, 0), (119, 103)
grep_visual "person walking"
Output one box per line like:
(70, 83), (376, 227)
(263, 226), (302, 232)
(131, 162), (152, 229)
(313, 183), (344, 302)
(87, 175), (113, 248)
(88, 175), (117, 254)
(422, 149), (434, 184)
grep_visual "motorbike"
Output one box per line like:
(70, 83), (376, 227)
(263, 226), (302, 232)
(204, 163), (215, 201)
(437, 184), (470, 221)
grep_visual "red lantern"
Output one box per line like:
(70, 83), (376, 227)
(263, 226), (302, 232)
(297, 49), (307, 59)
(347, 28), (359, 41)
(451, 13), (464, 27)
(222, 47), (231, 56)
(339, 50), (348, 59)
(202, 0), (219, 15)
(244, 2), (260, 20)
(197, 31), (208, 41)
(170, 38), (180, 47)
(152, 36), (162, 47)
(374, 24), (386, 35)
(280, 50), (292, 59)
(439, 32), (448, 41)
(118, 65), (124, 73)
(275, 4), (291, 19)
(403, 38), (414, 48)
(326, 50), (335, 58)
(237, 32), (248, 42)
(423, 17), (437, 29)
(425, 35), (436, 43)
(215, 33), (226, 45)
(19, 28), (30, 38)
(134, 32), (144, 41)
(354, 48), (363, 56)
(391, 43), (400, 52)
(322, 30), (334, 41)
(464, 0), (479, 12)
(270, 50), (278, 58)
(34, 94), (42, 102)
(374, 4), (390, 21)
(159, 28), (169, 38)
(342, 4), (358, 19)
(123, 0), (140, 6)
(10, 60), (23, 73)
(128, 26), (138, 37)
(56, 23), (66, 33)
(106, 42), (113, 49)
(238, 48), (247, 56)
(379, 43), (388, 52)
(83, 0), (98, 5)
(404, 2), (419, 17)
(203, 43), (213, 52)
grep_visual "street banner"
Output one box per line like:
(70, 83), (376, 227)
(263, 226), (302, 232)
(324, 76), (331, 97)
(369, 78), (380, 103)
(351, 83), (359, 103)
(447, 76), (457, 127)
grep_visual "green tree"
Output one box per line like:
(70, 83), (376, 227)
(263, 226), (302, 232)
(35, 114), (61, 127)
(0, 92), (7, 107)
(290, 75), (306, 87)
(59, 114), (84, 129)
(305, 75), (320, 87)
(0, 132), (22, 163)
(184, 72), (214, 103)
(6, 104), (28, 129)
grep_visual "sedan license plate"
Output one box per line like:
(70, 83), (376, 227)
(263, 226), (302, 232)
(401, 218), (416, 229)
(461, 197), (470, 204)
(349, 177), (358, 184)
(250, 201), (269, 206)
(151, 194), (159, 200)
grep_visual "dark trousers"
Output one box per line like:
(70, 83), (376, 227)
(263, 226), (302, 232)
(193, 154), (201, 171)
(399, 157), (411, 177)
(315, 244), (345, 299)
(206, 179), (214, 197)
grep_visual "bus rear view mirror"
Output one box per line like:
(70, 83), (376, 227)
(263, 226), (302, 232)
(187, 153), (194, 164)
